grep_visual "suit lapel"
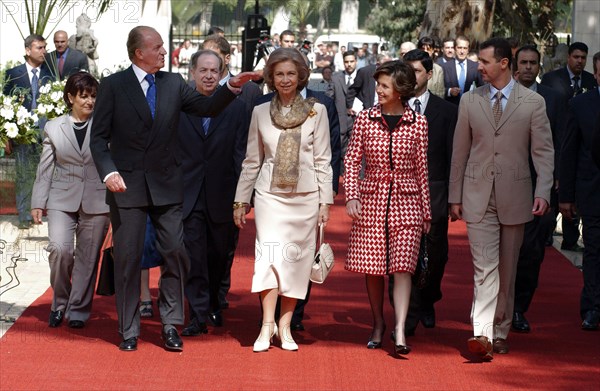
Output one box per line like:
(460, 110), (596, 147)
(59, 116), (82, 154)
(496, 82), (523, 129)
(121, 67), (153, 129)
(423, 94), (440, 123)
(80, 117), (92, 156)
(477, 85), (497, 128)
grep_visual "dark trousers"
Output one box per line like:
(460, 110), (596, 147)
(514, 212), (554, 313)
(111, 203), (189, 340)
(219, 227), (239, 306)
(14, 143), (41, 223)
(391, 219), (449, 329)
(184, 191), (234, 324)
(580, 215), (600, 317)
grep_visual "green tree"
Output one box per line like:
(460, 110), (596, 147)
(365, 0), (427, 48)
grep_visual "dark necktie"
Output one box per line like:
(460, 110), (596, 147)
(58, 54), (65, 78)
(31, 68), (39, 111)
(346, 74), (353, 86)
(414, 99), (421, 114)
(493, 91), (503, 125)
(572, 76), (581, 96)
(144, 74), (156, 118)
(202, 117), (211, 135)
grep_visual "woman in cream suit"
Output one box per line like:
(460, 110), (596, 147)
(31, 72), (109, 329)
(234, 48), (333, 352)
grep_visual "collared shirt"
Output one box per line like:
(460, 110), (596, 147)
(220, 71), (232, 86)
(56, 48), (69, 62)
(345, 70), (357, 85)
(455, 59), (466, 79)
(489, 78), (515, 111)
(408, 90), (430, 113)
(25, 62), (40, 85)
(132, 63), (153, 95)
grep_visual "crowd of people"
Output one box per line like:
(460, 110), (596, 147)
(2, 23), (598, 362)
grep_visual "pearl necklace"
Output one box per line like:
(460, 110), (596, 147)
(70, 116), (89, 130)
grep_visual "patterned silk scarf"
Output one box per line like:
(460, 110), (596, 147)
(269, 92), (317, 188)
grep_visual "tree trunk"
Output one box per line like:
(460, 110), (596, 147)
(339, 0), (359, 33)
(420, 0), (495, 44)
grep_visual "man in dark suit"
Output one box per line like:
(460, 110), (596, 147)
(542, 42), (597, 252)
(90, 26), (258, 352)
(45, 30), (88, 80)
(346, 52), (393, 113)
(201, 34), (263, 312)
(436, 37), (455, 65)
(254, 87), (341, 330)
(511, 45), (565, 333)
(326, 51), (357, 161)
(441, 35), (483, 105)
(541, 42), (597, 100)
(559, 51), (600, 331)
(178, 50), (250, 336)
(3, 34), (52, 229)
(396, 49), (457, 335)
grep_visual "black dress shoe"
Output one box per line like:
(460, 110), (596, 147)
(291, 322), (305, 331)
(511, 312), (531, 333)
(394, 344), (412, 355)
(48, 310), (64, 328)
(421, 310), (435, 328)
(367, 325), (386, 349)
(561, 243), (584, 252)
(581, 310), (600, 331)
(208, 312), (223, 327)
(181, 321), (208, 336)
(68, 320), (85, 329)
(119, 337), (138, 351)
(162, 328), (184, 351)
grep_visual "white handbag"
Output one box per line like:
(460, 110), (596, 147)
(310, 224), (335, 284)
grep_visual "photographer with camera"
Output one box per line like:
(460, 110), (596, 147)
(254, 30), (296, 71)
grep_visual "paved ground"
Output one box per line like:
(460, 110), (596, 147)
(0, 214), (583, 339)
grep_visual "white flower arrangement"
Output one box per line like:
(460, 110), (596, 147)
(0, 93), (38, 148)
(35, 79), (68, 120)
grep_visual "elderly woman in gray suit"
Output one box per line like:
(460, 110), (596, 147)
(31, 72), (109, 329)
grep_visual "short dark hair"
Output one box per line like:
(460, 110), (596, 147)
(190, 49), (223, 71)
(403, 49), (433, 73)
(417, 36), (435, 50)
(455, 35), (470, 45)
(202, 34), (231, 56)
(373, 60), (416, 102)
(342, 51), (356, 60)
(514, 44), (540, 64)
(63, 72), (99, 109)
(207, 26), (224, 35)
(569, 42), (589, 55)
(480, 37), (512, 68)
(263, 48), (310, 91)
(280, 30), (295, 39)
(24, 34), (45, 48)
(442, 37), (454, 45)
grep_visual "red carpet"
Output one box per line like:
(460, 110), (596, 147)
(1, 194), (599, 390)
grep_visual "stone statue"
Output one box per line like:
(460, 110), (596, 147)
(69, 14), (99, 76)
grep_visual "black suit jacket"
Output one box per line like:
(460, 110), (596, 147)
(423, 93), (457, 222)
(3, 63), (53, 111)
(593, 111), (600, 169)
(540, 67), (597, 102)
(559, 88), (600, 216)
(441, 58), (483, 105)
(45, 48), (89, 80)
(254, 89), (341, 194)
(179, 95), (249, 222)
(535, 83), (565, 179)
(346, 64), (376, 109)
(90, 66), (236, 208)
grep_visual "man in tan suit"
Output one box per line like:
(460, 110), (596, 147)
(449, 38), (554, 360)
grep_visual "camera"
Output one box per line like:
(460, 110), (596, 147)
(299, 39), (312, 56)
(254, 30), (275, 67)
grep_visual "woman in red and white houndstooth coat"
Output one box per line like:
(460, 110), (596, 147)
(345, 61), (431, 356)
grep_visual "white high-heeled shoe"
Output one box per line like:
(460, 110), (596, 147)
(278, 323), (298, 351)
(253, 322), (278, 352)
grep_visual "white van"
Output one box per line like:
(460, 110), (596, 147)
(313, 33), (388, 52)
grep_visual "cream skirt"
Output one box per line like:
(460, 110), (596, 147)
(251, 189), (319, 299)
